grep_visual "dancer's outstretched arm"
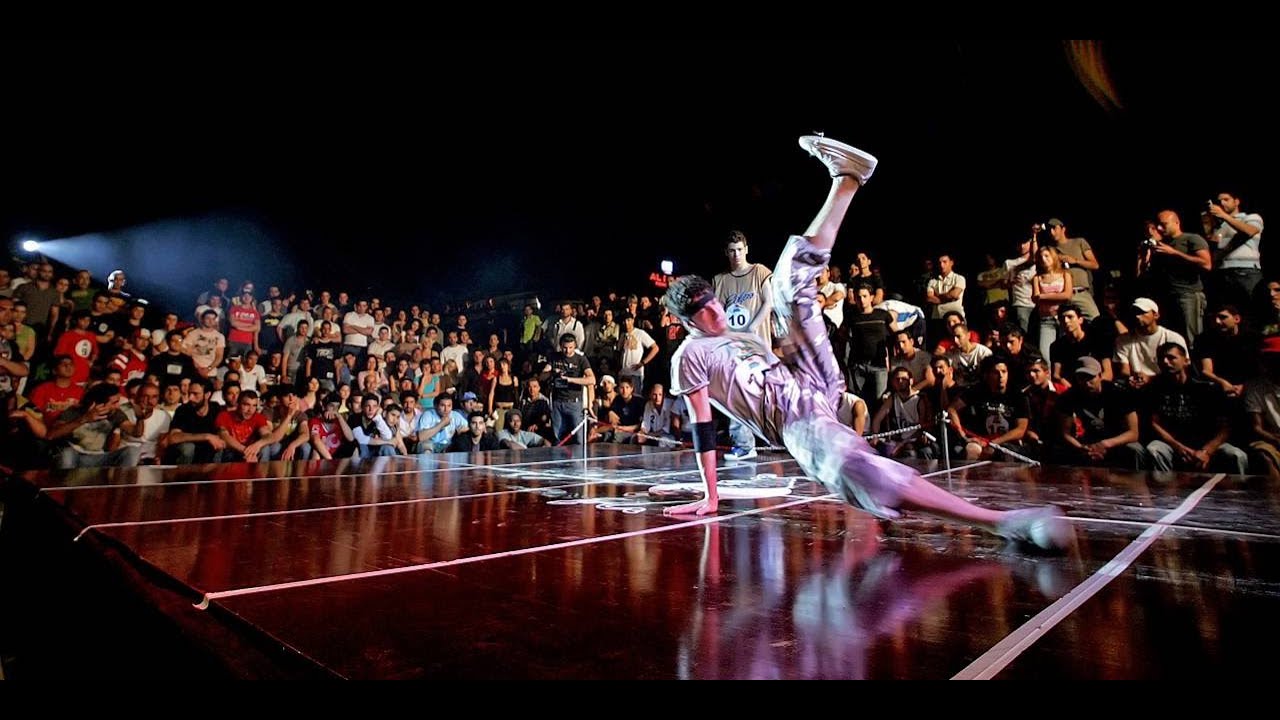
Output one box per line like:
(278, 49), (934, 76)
(665, 386), (720, 516)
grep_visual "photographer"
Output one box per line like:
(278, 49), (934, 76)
(1206, 193), (1264, 311)
(1140, 210), (1212, 347)
(541, 333), (594, 443)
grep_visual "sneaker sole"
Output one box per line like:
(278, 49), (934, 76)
(798, 136), (878, 177)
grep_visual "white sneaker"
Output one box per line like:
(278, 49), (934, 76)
(997, 505), (1074, 553)
(726, 447), (758, 462)
(798, 135), (878, 183)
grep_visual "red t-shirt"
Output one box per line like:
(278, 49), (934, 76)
(227, 305), (260, 345)
(309, 416), (344, 454)
(110, 350), (149, 386)
(53, 329), (98, 385)
(28, 381), (86, 425)
(215, 409), (269, 445)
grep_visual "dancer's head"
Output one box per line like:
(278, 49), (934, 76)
(664, 275), (724, 334)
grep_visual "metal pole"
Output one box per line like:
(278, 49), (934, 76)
(987, 440), (1040, 466)
(939, 408), (952, 475)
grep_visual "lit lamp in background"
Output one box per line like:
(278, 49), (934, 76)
(649, 260), (675, 290)
(21, 238), (41, 253)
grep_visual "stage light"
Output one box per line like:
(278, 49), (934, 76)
(22, 239), (40, 252)
(660, 260), (674, 275)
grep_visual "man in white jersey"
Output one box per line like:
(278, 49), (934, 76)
(663, 136), (1071, 552)
(713, 230), (774, 460)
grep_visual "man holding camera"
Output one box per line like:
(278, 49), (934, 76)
(1144, 210), (1212, 347)
(1046, 218), (1101, 320)
(1206, 192), (1264, 311)
(543, 333), (594, 443)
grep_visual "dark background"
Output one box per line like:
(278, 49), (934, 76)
(5, 35), (1276, 312)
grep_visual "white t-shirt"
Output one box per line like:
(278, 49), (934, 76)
(369, 340), (396, 359)
(1213, 212), (1264, 269)
(670, 331), (784, 443)
(184, 328), (226, 371)
(1004, 257), (1037, 308)
(121, 409), (172, 461)
(1114, 327), (1189, 377)
(819, 281), (846, 328)
(440, 344), (468, 372)
(620, 328), (656, 371)
(342, 312), (375, 347)
(835, 391), (864, 428)
(1245, 377), (1280, 433)
(641, 398), (676, 436)
(876, 299), (926, 330)
(239, 364), (267, 393)
(927, 272), (967, 319)
(946, 343), (993, 385)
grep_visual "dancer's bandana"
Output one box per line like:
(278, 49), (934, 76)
(684, 291), (716, 319)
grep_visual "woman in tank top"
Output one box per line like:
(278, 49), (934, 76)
(1032, 246), (1074, 362)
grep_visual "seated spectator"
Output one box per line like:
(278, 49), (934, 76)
(1054, 358), (1144, 469)
(1143, 342), (1246, 474)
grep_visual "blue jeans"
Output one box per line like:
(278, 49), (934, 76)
(1145, 439), (1247, 475)
(166, 441), (216, 465)
(1214, 268), (1263, 312)
(850, 362), (887, 404)
(356, 444), (398, 458)
(1175, 290), (1207, 348)
(1036, 314), (1059, 364)
(729, 419), (755, 451)
(55, 445), (139, 470)
(552, 399), (585, 444)
(1013, 305), (1034, 334)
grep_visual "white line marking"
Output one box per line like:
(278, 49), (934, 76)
(951, 473), (1225, 680)
(196, 463), (988, 608)
(76, 460), (802, 540)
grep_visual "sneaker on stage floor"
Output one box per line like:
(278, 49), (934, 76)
(726, 447), (758, 461)
(997, 505), (1074, 553)
(798, 135), (878, 183)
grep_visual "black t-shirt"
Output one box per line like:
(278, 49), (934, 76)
(1022, 384), (1059, 437)
(994, 350), (1029, 388)
(1087, 315), (1121, 357)
(1152, 232), (1209, 291)
(1050, 331), (1108, 373)
(306, 341), (341, 381)
(148, 352), (199, 384)
(1058, 383), (1135, 444)
(959, 386), (1029, 438)
(259, 312), (284, 352)
(848, 272), (885, 301)
(90, 312), (127, 347)
(448, 432), (501, 452)
(520, 397), (554, 440)
(548, 351), (591, 402)
(1193, 329), (1260, 385)
(171, 402), (224, 436)
(1145, 376), (1227, 447)
(609, 395), (646, 427)
(847, 308), (892, 364)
